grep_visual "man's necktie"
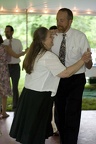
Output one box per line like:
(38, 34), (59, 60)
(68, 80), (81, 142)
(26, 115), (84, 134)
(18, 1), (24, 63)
(59, 34), (66, 66)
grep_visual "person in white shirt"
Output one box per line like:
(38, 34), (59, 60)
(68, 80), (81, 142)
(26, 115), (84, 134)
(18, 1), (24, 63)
(51, 8), (93, 144)
(9, 27), (91, 144)
(4, 25), (23, 111)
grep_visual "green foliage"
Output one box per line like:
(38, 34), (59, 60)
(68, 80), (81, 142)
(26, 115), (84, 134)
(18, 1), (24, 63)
(72, 16), (96, 48)
(0, 14), (96, 49)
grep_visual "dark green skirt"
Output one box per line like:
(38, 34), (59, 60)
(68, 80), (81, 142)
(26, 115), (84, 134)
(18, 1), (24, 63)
(9, 87), (53, 144)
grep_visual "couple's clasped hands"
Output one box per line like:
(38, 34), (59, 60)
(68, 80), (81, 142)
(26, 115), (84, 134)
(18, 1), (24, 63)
(81, 48), (92, 63)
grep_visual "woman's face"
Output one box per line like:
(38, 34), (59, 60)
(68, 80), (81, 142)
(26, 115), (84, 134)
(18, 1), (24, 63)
(43, 30), (54, 50)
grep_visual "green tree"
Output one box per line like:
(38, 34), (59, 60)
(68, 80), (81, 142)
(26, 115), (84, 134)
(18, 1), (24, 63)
(0, 14), (96, 48)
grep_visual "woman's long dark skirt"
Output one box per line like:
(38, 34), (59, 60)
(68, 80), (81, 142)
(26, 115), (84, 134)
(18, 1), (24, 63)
(9, 87), (53, 144)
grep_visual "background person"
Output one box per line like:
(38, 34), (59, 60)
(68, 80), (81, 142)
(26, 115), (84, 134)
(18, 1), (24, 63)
(3, 25), (24, 111)
(51, 8), (92, 144)
(0, 34), (26, 118)
(0, 97), (2, 119)
(49, 25), (58, 35)
(9, 27), (91, 144)
(48, 25), (59, 136)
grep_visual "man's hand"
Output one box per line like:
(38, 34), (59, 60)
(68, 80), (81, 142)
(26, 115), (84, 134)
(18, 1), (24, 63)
(82, 49), (92, 63)
(82, 48), (93, 69)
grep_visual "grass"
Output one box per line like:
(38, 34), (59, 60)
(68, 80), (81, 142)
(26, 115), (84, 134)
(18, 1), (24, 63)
(82, 98), (96, 110)
(82, 83), (96, 110)
(7, 82), (96, 111)
(7, 96), (96, 111)
(7, 97), (13, 111)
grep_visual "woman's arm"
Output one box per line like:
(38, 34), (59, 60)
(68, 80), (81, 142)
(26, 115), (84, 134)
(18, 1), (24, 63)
(57, 51), (92, 78)
(4, 45), (27, 58)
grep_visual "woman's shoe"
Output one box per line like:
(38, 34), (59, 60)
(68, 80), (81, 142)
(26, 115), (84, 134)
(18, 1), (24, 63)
(2, 113), (9, 119)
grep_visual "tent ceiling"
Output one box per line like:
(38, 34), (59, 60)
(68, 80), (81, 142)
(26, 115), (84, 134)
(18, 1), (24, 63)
(0, 0), (96, 15)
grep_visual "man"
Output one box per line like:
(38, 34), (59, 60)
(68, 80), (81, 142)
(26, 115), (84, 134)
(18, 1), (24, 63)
(51, 8), (92, 144)
(4, 25), (23, 111)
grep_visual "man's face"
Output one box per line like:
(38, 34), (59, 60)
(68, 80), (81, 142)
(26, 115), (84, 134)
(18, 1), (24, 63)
(56, 11), (72, 33)
(5, 27), (13, 39)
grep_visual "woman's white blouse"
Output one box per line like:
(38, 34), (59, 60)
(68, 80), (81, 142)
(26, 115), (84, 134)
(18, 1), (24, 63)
(24, 51), (66, 96)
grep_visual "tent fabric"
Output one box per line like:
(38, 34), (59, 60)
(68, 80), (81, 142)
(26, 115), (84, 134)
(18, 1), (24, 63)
(0, 0), (96, 14)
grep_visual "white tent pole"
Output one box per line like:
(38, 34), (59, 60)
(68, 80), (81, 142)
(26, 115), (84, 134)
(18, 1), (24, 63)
(26, 9), (28, 48)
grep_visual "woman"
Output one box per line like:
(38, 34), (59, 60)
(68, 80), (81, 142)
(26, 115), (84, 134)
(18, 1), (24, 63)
(9, 27), (91, 144)
(0, 34), (26, 118)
